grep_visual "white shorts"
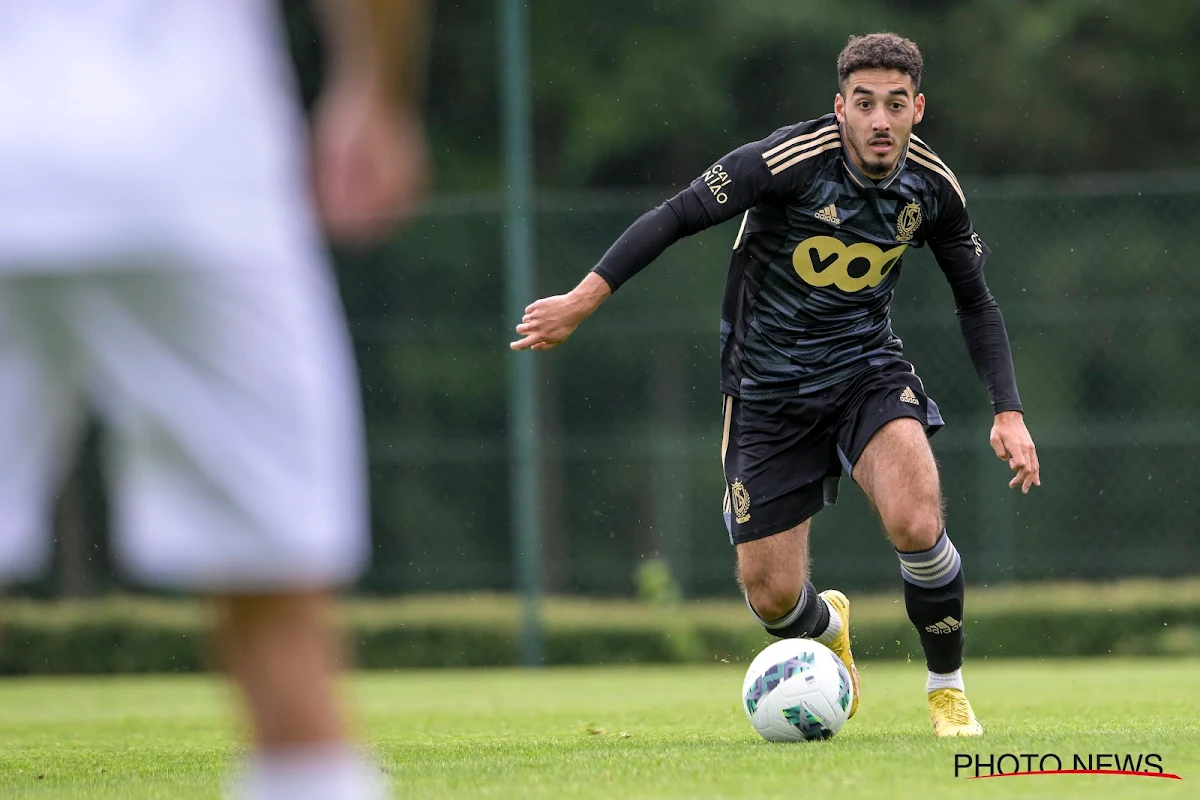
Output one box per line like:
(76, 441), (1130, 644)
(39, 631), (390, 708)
(0, 246), (369, 591)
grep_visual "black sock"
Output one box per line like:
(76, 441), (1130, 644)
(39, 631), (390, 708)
(897, 532), (965, 674)
(748, 581), (831, 639)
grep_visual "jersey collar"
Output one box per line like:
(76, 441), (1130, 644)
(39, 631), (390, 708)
(838, 124), (911, 191)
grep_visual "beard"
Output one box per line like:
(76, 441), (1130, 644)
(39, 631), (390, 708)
(848, 128), (902, 178)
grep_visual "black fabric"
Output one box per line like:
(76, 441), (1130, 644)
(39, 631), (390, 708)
(904, 566), (966, 673)
(587, 113), (1024, 415)
(593, 119), (817, 305)
(682, 137), (790, 224)
(592, 167), (757, 292)
(722, 360), (943, 544)
(759, 581), (831, 640)
(955, 299), (1021, 414)
(927, 182), (1022, 413)
(591, 200), (686, 292)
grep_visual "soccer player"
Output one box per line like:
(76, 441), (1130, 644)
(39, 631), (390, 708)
(511, 33), (1040, 737)
(0, 2), (426, 797)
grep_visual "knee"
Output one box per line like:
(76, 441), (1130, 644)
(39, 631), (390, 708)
(740, 567), (802, 622)
(885, 504), (943, 552)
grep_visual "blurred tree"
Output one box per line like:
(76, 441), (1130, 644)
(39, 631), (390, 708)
(319, 0), (1195, 190)
(234, 1), (1200, 599)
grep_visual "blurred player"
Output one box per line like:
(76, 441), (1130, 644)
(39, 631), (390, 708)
(512, 33), (1040, 737)
(0, 1), (427, 797)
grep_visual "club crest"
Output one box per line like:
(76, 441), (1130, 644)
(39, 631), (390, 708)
(731, 479), (751, 524)
(896, 200), (922, 242)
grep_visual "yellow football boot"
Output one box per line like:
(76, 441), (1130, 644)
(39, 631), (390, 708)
(928, 688), (984, 737)
(818, 590), (859, 719)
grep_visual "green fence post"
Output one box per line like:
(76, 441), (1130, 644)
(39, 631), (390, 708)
(500, 0), (542, 666)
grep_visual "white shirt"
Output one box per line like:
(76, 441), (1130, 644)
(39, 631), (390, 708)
(0, 0), (313, 268)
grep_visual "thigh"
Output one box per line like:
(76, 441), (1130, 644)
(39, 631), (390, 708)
(721, 394), (838, 545)
(736, 518), (811, 590)
(838, 362), (944, 547)
(70, 262), (369, 591)
(853, 417), (941, 522)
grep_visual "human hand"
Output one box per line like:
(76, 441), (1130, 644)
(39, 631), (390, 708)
(312, 75), (429, 243)
(990, 411), (1041, 493)
(510, 273), (612, 351)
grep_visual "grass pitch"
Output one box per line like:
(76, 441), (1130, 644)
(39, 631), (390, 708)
(0, 658), (1197, 799)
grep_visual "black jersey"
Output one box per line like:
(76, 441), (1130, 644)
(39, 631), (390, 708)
(592, 113), (1021, 412)
(680, 114), (981, 399)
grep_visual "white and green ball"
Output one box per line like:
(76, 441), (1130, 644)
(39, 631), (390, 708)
(741, 638), (853, 741)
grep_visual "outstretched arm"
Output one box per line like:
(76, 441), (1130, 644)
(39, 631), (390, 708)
(930, 202), (1041, 493)
(511, 142), (776, 351)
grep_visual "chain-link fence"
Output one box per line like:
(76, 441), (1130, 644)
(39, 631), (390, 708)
(34, 173), (1200, 599)
(339, 172), (1200, 597)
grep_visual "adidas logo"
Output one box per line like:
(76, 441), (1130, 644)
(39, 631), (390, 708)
(814, 204), (841, 226)
(925, 616), (962, 634)
(899, 386), (920, 405)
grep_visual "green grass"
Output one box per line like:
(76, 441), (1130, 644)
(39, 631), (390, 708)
(0, 658), (1197, 799)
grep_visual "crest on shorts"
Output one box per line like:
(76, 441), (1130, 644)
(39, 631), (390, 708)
(731, 479), (752, 524)
(896, 200), (922, 242)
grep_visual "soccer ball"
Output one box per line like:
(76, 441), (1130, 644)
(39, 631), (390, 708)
(741, 638), (853, 741)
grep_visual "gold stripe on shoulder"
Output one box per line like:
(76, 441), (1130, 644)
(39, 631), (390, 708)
(906, 150), (966, 207)
(761, 124), (838, 160)
(908, 140), (967, 207)
(764, 130), (841, 169)
(769, 140), (841, 176)
(907, 150), (965, 206)
(911, 134), (936, 150)
(909, 141), (963, 189)
(909, 136), (961, 175)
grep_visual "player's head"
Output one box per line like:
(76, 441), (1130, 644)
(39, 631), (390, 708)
(834, 33), (925, 179)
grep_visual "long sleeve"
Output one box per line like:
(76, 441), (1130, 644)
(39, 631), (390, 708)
(927, 188), (1023, 413)
(591, 138), (781, 291)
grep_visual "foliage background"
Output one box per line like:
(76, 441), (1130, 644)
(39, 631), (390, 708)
(30, 0), (1200, 599)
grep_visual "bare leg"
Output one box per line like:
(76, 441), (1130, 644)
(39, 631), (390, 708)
(855, 418), (969, 687)
(735, 520), (811, 622)
(734, 519), (835, 643)
(213, 592), (383, 799)
(213, 591), (347, 748)
(854, 417), (943, 552)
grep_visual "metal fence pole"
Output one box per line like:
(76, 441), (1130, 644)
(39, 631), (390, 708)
(499, 0), (543, 666)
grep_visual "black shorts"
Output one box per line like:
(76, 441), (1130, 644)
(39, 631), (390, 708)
(721, 360), (944, 544)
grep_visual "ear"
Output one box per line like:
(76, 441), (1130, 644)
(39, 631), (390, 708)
(834, 92), (845, 123)
(913, 92), (926, 125)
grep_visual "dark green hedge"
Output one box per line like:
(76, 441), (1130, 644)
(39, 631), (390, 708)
(2, 596), (1198, 675)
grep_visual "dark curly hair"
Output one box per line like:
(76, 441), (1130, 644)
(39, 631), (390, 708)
(837, 33), (923, 91)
